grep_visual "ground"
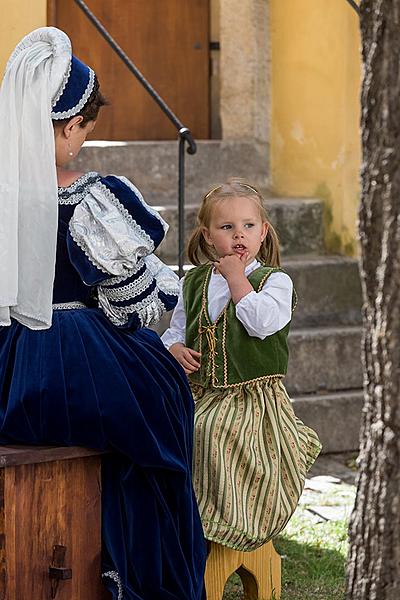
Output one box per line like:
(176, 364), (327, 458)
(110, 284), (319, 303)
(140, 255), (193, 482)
(222, 452), (357, 600)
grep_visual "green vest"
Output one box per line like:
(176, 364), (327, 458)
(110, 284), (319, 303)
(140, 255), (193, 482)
(183, 264), (296, 389)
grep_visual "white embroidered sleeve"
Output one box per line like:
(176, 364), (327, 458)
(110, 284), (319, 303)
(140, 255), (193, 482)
(160, 280), (186, 348)
(235, 272), (293, 338)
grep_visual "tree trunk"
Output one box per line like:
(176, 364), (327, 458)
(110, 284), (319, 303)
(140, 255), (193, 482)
(346, 1), (400, 598)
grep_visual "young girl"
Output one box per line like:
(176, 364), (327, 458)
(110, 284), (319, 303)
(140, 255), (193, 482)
(0, 27), (205, 599)
(162, 179), (321, 551)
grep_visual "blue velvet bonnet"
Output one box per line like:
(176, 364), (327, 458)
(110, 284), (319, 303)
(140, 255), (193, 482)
(51, 55), (96, 120)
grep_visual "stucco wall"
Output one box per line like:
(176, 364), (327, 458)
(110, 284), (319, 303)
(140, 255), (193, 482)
(270, 1), (361, 255)
(0, 0), (47, 77)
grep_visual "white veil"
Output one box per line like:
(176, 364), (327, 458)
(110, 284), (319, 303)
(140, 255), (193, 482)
(0, 28), (71, 329)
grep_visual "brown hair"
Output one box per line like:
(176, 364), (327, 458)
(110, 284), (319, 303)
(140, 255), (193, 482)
(187, 177), (281, 267)
(52, 76), (108, 128)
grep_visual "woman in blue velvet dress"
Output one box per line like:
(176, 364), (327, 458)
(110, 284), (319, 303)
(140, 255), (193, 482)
(0, 27), (206, 600)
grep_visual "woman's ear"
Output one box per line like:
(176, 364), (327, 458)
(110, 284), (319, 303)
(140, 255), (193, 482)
(201, 227), (213, 246)
(63, 115), (84, 139)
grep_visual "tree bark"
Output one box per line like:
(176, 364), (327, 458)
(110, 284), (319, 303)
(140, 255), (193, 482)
(346, 1), (400, 598)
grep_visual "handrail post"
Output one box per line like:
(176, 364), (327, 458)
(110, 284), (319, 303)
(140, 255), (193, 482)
(178, 129), (197, 279)
(178, 137), (185, 279)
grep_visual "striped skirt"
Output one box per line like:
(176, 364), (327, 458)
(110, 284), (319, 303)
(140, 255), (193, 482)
(192, 379), (321, 551)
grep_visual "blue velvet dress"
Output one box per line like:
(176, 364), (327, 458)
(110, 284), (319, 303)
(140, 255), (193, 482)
(0, 173), (206, 600)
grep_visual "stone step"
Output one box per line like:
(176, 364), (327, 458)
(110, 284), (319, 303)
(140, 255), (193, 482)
(284, 255), (362, 327)
(152, 320), (362, 397)
(153, 255), (362, 328)
(292, 390), (363, 453)
(73, 140), (270, 205)
(285, 326), (362, 395)
(157, 197), (324, 260)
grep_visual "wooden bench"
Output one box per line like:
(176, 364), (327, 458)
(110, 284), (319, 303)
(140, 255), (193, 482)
(205, 541), (281, 600)
(0, 445), (110, 599)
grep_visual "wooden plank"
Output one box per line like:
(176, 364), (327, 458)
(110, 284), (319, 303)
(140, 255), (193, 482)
(1, 457), (107, 599)
(0, 469), (7, 599)
(0, 446), (106, 468)
(50, 0), (210, 140)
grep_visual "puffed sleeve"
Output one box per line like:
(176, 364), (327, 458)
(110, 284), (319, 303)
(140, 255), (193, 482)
(67, 175), (168, 285)
(66, 175), (178, 328)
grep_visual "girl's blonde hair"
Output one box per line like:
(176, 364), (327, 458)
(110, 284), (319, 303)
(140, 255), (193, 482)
(187, 178), (281, 267)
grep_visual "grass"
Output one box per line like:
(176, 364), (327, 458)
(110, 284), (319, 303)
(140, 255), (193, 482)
(273, 511), (348, 599)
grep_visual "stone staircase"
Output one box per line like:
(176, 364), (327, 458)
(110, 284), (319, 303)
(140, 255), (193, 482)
(73, 140), (364, 454)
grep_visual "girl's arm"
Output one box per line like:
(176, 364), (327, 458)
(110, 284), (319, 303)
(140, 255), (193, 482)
(235, 271), (293, 338)
(161, 282), (201, 374)
(160, 281), (186, 348)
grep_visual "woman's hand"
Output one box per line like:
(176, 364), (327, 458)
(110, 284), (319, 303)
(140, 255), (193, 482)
(169, 343), (201, 375)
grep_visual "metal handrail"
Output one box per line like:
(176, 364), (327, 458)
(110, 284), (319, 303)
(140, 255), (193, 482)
(345, 0), (360, 15)
(73, 0), (196, 277)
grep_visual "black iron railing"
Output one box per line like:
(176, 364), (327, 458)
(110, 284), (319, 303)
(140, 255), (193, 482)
(345, 0), (360, 15)
(73, 0), (196, 278)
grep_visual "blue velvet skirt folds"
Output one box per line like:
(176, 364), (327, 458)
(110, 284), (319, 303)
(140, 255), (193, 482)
(0, 308), (206, 600)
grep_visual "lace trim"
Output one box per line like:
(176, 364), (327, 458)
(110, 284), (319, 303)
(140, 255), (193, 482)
(98, 287), (165, 327)
(95, 181), (155, 253)
(100, 259), (146, 286)
(100, 269), (154, 302)
(143, 255), (179, 296)
(59, 191), (90, 206)
(58, 173), (101, 206)
(52, 67), (96, 120)
(52, 58), (72, 107)
(68, 229), (108, 275)
(117, 175), (169, 234)
(136, 294), (165, 327)
(58, 171), (100, 194)
(102, 571), (123, 600)
(52, 302), (87, 310)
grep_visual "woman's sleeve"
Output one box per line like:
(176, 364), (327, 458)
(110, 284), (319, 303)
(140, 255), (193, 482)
(235, 272), (294, 338)
(66, 175), (168, 285)
(97, 254), (179, 329)
(66, 175), (178, 328)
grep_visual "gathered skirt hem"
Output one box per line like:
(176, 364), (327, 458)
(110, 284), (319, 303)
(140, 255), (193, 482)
(193, 378), (322, 552)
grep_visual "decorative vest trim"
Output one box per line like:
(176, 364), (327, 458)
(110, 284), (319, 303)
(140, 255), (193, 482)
(183, 264), (296, 389)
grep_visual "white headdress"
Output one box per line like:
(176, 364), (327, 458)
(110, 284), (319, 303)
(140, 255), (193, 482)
(0, 27), (95, 330)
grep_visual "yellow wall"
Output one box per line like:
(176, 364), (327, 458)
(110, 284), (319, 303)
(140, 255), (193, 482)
(270, 1), (361, 255)
(0, 0), (47, 77)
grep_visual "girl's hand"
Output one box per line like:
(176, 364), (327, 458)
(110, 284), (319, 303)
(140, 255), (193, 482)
(169, 343), (201, 375)
(213, 252), (249, 280)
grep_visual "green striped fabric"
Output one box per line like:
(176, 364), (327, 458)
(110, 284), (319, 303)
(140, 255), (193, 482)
(192, 379), (321, 551)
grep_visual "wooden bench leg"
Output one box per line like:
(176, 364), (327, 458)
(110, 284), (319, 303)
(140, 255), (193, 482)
(241, 542), (281, 600)
(205, 543), (241, 600)
(205, 541), (281, 600)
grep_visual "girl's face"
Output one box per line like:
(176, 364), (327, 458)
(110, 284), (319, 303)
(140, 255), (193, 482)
(202, 196), (268, 264)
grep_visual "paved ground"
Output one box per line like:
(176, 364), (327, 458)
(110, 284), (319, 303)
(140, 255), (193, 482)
(301, 451), (357, 523)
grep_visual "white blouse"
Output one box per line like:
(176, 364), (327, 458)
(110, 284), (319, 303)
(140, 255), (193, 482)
(161, 259), (293, 348)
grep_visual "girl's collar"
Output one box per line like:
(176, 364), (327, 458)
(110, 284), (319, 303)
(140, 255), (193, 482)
(244, 258), (260, 274)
